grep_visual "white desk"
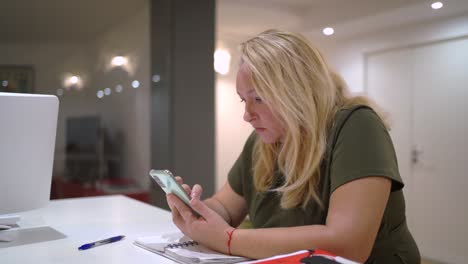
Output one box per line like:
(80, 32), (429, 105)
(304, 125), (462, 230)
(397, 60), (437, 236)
(1, 195), (179, 263)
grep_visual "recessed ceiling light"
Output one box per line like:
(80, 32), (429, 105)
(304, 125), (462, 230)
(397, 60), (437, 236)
(152, 75), (161, 83)
(70, 76), (79, 84)
(132, 80), (140, 88)
(322, 27), (334, 36)
(115, 84), (123, 93)
(104, 87), (111, 96)
(431, 2), (443, 9)
(111, 56), (127, 67)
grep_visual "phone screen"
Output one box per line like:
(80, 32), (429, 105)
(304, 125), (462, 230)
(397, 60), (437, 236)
(149, 169), (200, 217)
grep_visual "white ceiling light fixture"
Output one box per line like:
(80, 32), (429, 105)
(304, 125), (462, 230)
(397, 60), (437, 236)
(322, 27), (334, 36)
(214, 49), (231, 75)
(115, 84), (123, 93)
(104, 87), (111, 96)
(111, 56), (128, 67)
(70, 76), (79, 84)
(132, 80), (140, 88)
(431, 2), (443, 9)
(64, 74), (83, 90)
(152, 74), (161, 83)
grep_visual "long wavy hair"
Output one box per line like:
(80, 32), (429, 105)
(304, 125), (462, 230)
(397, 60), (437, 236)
(240, 29), (386, 209)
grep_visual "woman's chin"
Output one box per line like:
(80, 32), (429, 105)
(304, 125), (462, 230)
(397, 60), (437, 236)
(257, 134), (279, 144)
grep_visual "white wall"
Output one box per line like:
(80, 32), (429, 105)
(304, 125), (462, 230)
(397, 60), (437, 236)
(314, 14), (468, 93)
(215, 39), (252, 190)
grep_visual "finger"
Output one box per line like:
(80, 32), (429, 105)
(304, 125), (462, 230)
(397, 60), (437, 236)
(175, 176), (184, 185)
(190, 184), (203, 200)
(166, 194), (176, 211)
(171, 206), (185, 229)
(169, 194), (196, 222)
(190, 194), (216, 220)
(182, 184), (191, 195)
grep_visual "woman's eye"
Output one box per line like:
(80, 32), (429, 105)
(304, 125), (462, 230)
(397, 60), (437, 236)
(239, 98), (245, 103)
(255, 97), (263, 103)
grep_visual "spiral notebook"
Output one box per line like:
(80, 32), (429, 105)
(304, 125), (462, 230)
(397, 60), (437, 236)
(134, 231), (250, 264)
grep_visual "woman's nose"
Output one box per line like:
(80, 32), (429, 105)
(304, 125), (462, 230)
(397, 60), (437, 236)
(243, 103), (256, 122)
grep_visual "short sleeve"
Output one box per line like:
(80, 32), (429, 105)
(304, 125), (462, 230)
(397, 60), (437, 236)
(228, 132), (256, 196)
(330, 108), (404, 193)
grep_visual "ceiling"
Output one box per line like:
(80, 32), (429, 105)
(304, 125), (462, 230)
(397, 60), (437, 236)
(1, 0), (468, 43)
(0, 0), (147, 43)
(217, 0), (468, 41)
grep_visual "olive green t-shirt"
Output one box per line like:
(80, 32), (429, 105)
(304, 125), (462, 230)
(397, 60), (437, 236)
(228, 106), (420, 264)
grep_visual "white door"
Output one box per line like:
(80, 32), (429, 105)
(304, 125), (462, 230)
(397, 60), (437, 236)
(366, 37), (468, 264)
(410, 38), (468, 264)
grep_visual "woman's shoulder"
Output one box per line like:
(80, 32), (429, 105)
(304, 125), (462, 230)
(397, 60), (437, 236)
(335, 105), (386, 132)
(337, 104), (376, 118)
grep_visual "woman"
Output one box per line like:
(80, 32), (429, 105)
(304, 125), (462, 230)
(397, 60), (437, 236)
(166, 29), (420, 263)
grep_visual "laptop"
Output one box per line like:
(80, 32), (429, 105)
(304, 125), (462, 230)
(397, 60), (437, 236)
(0, 92), (59, 215)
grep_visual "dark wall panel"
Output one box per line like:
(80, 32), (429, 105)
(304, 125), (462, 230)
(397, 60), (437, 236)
(150, 0), (215, 209)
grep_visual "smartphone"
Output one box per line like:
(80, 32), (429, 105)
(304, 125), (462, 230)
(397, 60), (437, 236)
(149, 169), (200, 217)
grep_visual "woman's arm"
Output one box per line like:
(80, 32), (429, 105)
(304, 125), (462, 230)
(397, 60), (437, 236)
(169, 176), (390, 263)
(229, 176), (391, 262)
(173, 176), (248, 226)
(203, 183), (249, 227)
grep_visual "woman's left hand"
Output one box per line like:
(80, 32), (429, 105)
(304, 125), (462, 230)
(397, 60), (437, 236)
(167, 184), (233, 254)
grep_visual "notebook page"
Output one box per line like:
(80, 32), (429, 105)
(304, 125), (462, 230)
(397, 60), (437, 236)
(135, 231), (190, 252)
(168, 243), (247, 261)
(135, 231), (250, 263)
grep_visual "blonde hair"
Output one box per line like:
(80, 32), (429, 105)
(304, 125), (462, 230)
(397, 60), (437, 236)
(240, 29), (386, 209)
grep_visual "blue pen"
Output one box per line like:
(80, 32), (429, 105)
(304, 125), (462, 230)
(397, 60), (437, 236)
(78, 235), (125, 250)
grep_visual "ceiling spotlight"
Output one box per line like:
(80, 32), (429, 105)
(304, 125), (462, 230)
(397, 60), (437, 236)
(431, 2), (443, 9)
(115, 84), (123, 93)
(322, 27), (334, 36)
(104, 87), (111, 96)
(132, 80), (140, 89)
(63, 74), (83, 89)
(97, 90), (104, 99)
(70, 76), (79, 84)
(152, 74), (161, 83)
(111, 56), (128, 67)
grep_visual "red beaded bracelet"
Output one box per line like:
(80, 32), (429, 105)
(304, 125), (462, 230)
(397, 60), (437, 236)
(226, 228), (237, 255)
